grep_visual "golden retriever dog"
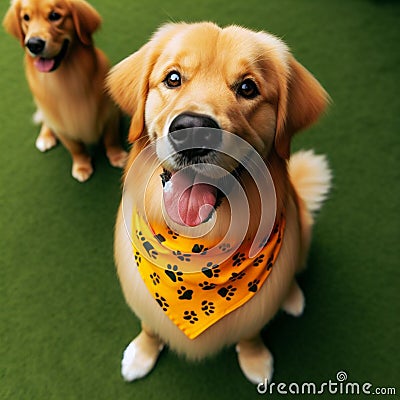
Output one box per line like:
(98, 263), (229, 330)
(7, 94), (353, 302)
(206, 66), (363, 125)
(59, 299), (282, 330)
(107, 22), (331, 384)
(3, 0), (127, 182)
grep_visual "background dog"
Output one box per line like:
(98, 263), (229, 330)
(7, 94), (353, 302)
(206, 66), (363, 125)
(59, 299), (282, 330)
(109, 22), (332, 384)
(3, 0), (127, 182)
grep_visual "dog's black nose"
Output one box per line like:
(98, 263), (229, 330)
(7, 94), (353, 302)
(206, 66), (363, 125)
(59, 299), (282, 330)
(168, 113), (221, 155)
(26, 37), (46, 55)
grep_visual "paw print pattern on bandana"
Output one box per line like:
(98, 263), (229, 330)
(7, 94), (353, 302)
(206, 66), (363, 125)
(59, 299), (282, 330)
(201, 262), (220, 278)
(154, 233), (166, 243)
(183, 310), (199, 324)
(217, 285), (237, 301)
(201, 300), (215, 316)
(167, 229), (179, 239)
(266, 255), (274, 270)
(136, 230), (158, 259)
(150, 272), (160, 285)
(134, 251), (141, 265)
(229, 271), (246, 282)
(259, 221), (282, 248)
(199, 281), (217, 291)
(155, 293), (169, 311)
(218, 243), (231, 252)
(132, 211), (286, 340)
(165, 264), (183, 282)
(252, 254), (265, 267)
(248, 279), (261, 293)
(177, 286), (193, 300)
(232, 252), (246, 267)
(173, 250), (191, 262)
(272, 224), (282, 244)
(192, 244), (208, 255)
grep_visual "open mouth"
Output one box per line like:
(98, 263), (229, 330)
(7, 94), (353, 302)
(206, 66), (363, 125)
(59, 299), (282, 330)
(161, 163), (243, 227)
(161, 167), (218, 227)
(33, 39), (70, 73)
(160, 119), (247, 227)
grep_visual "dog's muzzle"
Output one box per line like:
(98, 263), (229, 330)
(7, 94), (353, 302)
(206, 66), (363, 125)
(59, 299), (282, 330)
(26, 38), (70, 73)
(26, 37), (46, 55)
(162, 112), (224, 227)
(168, 112), (222, 158)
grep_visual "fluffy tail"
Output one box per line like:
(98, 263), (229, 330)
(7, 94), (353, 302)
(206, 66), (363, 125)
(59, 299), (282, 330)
(288, 150), (332, 215)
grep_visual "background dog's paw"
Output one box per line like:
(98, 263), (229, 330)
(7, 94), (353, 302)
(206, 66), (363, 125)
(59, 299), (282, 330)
(281, 281), (305, 317)
(32, 110), (44, 125)
(35, 132), (58, 152)
(72, 162), (93, 182)
(107, 148), (128, 168)
(236, 338), (273, 385)
(121, 332), (164, 382)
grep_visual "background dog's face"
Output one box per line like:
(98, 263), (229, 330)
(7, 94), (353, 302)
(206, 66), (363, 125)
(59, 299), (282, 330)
(3, 0), (101, 72)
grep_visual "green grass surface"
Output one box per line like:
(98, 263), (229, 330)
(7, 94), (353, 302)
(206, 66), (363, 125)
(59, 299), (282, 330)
(1, 0), (399, 399)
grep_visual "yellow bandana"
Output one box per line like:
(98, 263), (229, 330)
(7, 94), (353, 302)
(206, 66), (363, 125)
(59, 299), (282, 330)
(131, 212), (285, 339)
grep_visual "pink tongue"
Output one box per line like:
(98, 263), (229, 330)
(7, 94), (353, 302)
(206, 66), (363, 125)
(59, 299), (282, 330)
(163, 171), (217, 227)
(34, 58), (55, 73)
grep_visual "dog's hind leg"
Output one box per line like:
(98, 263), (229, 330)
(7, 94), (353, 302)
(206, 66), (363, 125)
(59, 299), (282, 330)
(103, 108), (128, 168)
(121, 323), (164, 382)
(236, 334), (273, 385)
(35, 123), (58, 152)
(57, 135), (93, 182)
(281, 280), (305, 317)
(33, 109), (43, 125)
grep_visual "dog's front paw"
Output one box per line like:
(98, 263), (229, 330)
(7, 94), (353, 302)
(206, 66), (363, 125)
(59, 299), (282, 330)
(121, 331), (164, 382)
(282, 281), (305, 317)
(107, 148), (128, 168)
(72, 162), (93, 182)
(32, 110), (44, 125)
(35, 131), (57, 152)
(236, 337), (274, 385)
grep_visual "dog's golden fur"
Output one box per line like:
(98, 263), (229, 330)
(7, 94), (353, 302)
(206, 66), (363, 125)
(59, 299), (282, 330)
(108, 22), (331, 383)
(3, 0), (126, 181)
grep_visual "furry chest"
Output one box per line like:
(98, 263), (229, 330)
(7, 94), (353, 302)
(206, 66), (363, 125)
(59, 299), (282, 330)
(28, 69), (105, 143)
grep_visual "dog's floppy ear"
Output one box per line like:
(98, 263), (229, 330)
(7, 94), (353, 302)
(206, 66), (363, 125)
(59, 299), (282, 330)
(275, 57), (329, 159)
(3, 1), (24, 46)
(69, 0), (101, 46)
(107, 47), (152, 142)
(107, 23), (185, 142)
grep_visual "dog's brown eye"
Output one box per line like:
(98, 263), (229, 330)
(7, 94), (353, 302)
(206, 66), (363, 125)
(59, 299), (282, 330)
(23, 14), (30, 22)
(237, 79), (259, 99)
(164, 71), (181, 88)
(49, 11), (62, 21)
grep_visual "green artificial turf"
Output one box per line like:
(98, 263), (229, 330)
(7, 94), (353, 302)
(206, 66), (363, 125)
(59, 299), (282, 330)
(1, 0), (399, 399)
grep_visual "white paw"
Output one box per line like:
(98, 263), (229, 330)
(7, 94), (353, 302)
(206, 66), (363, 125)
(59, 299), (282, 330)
(236, 342), (274, 385)
(32, 110), (43, 125)
(282, 281), (305, 317)
(35, 135), (57, 152)
(72, 162), (93, 182)
(107, 149), (128, 168)
(121, 334), (164, 382)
